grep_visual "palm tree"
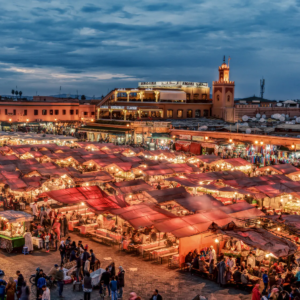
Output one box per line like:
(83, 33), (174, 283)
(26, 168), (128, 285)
(15, 91), (18, 98)
(81, 95), (86, 100)
(19, 91), (22, 98)
(11, 89), (15, 98)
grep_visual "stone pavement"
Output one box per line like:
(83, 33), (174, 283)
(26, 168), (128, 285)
(0, 233), (251, 300)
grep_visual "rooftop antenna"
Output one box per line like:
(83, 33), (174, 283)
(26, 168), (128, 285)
(223, 55), (225, 63)
(228, 56), (231, 68)
(260, 77), (265, 99)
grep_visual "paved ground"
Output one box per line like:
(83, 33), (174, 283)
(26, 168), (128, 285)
(0, 233), (251, 300)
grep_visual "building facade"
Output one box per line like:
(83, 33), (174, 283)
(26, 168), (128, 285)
(211, 57), (235, 122)
(0, 98), (96, 123)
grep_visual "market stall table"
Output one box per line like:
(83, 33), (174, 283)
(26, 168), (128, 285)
(32, 236), (43, 249)
(137, 240), (167, 255)
(95, 229), (122, 242)
(80, 223), (98, 235)
(150, 246), (179, 263)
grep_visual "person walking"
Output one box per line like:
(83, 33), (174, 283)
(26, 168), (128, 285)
(16, 270), (24, 299)
(110, 276), (118, 300)
(0, 281), (5, 300)
(20, 281), (30, 300)
(90, 249), (96, 272)
(59, 241), (66, 265)
(101, 268), (111, 296)
(150, 289), (162, 300)
(41, 285), (50, 300)
(262, 270), (269, 294)
(117, 266), (125, 299)
(83, 272), (93, 300)
(251, 284), (261, 300)
(5, 277), (16, 300)
(55, 265), (64, 298)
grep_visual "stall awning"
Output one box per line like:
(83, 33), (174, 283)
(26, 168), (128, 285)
(210, 221), (297, 257)
(0, 210), (34, 222)
(110, 204), (176, 229)
(44, 186), (128, 212)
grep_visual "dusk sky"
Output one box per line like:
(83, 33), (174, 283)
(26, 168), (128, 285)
(1, 0), (299, 99)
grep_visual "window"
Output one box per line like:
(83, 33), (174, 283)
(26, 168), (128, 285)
(217, 95), (220, 101)
(76, 110), (78, 115)
(13, 109), (16, 115)
(203, 109), (209, 117)
(91, 112), (95, 115)
(187, 109), (193, 118)
(55, 110), (59, 115)
(70, 110), (74, 115)
(34, 110), (38, 115)
(227, 95), (230, 102)
(84, 112), (88, 116)
(167, 109), (173, 118)
(49, 110), (53, 115)
(195, 110), (201, 118)
(62, 110), (66, 115)
(202, 94), (207, 100)
(5, 109), (7, 115)
(24, 109), (27, 116)
(177, 109), (183, 118)
(42, 110), (47, 115)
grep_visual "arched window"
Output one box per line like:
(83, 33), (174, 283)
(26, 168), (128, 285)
(187, 110), (193, 118)
(195, 110), (201, 118)
(177, 110), (183, 118)
(227, 95), (230, 102)
(167, 109), (173, 118)
(217, 95), (220, 101)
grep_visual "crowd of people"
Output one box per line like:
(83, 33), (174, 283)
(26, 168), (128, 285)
(184, 246), (300, 300)
(0, 233), (157, 300)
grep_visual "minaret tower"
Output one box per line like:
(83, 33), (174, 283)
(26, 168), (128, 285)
(212, 56), (235, 122)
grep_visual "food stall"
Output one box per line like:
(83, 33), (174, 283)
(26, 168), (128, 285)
(0, 210), (33, 253)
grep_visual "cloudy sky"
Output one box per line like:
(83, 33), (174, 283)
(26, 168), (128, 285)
(0, 0), (299, 99)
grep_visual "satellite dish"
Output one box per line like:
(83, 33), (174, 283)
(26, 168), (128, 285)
(277, 103), (282, 107)
(259, 118), (265, 122)
(252, 117), (257, 121)
(246, 128), (251, 134)
(256, 113), (261, 118)
(285, 114), (289, 118)
(242, 115), (248, 122)
(280, 116), (285, 122)
(262, 114), (266, 118)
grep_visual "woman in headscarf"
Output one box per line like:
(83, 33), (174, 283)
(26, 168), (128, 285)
(6, 277), (16, 300)
(128, 292), (138, 300)
(251, 284), (261, 300)
(117, 266), (125, 299)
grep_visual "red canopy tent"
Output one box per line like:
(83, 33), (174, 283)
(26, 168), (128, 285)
(110, 204), (177, 229)
(44, 186), (128, 212)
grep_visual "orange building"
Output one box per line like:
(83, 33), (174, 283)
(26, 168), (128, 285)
(211, 56), (235, 122)
(0, 98), (96, 123)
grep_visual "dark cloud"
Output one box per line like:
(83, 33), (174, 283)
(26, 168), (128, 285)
(81, 4), (102, 13)
(144, 3), (184, 12)
(0, 0), (299, 99)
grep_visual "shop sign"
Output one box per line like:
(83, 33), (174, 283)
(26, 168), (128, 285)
(111, 106), (124, 110)
(134, 121), (147, 126)
(101, 106), (109, 109)
(153, 122), (170, 127)
(179, 134), (191, 140)
(127, 106), (137, 110)
(192, 136), (204, 141)
(146, 122), (154, 126)
(296, 144), (300, 150)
